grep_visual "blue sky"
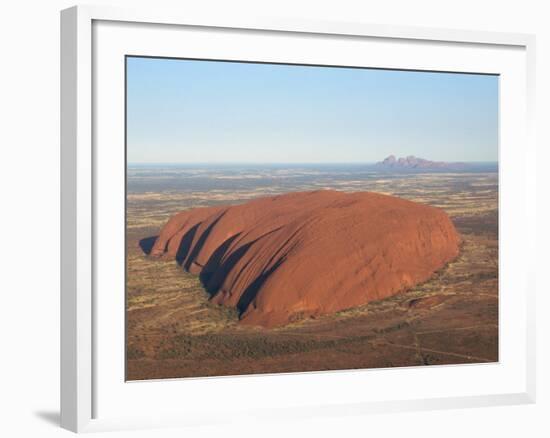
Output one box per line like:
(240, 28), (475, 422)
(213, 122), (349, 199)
(126, 57), (498, 164)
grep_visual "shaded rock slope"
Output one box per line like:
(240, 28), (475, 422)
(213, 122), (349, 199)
(150, 190), (460, 327)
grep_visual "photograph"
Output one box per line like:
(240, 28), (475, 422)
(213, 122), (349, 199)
(125, 56), (499, 380)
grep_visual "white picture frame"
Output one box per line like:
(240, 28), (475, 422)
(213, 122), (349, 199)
(60, 4), (537, 433)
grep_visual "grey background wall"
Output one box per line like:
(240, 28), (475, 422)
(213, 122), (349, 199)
(0, 1), (547, 436)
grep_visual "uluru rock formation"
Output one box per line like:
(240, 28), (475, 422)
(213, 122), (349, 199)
(150, 190), (460, 328)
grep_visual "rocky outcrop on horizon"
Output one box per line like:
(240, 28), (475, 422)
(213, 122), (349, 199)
(150, 190), (460, 328)
(377, 155), (467, 170)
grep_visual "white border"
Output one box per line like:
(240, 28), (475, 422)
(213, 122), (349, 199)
(94, 18), (527, 426)
(60, 5), (536, 433)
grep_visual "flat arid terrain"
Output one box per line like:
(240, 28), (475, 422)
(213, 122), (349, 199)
(126, 164), (498, 380)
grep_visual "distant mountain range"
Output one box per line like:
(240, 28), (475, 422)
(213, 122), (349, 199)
(376, 155), (469, 171)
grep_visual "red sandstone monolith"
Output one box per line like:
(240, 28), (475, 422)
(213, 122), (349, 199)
(150, 190), (460, 327)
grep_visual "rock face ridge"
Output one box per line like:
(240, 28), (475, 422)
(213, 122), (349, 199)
(377, 155), (466, 170)
(150, 190), (460, 328)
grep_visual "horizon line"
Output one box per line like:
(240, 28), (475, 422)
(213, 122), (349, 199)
(127, 161), (499, 166)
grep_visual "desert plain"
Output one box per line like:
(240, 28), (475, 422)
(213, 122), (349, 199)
(126, 164), (498, 380)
